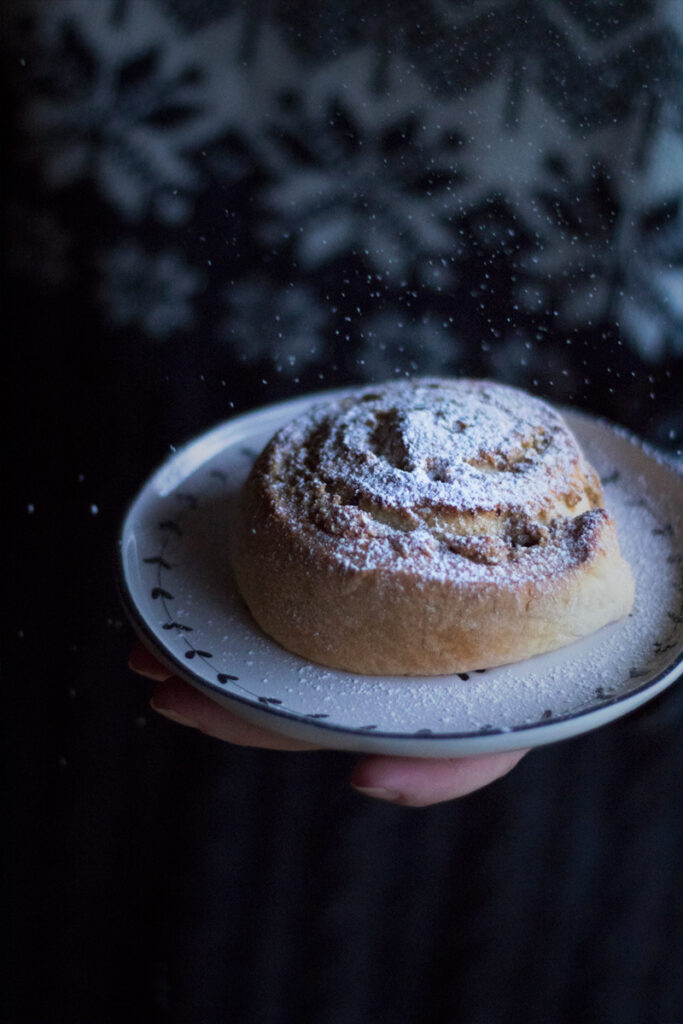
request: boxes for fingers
[129,644,529,803]
[128,642,174,681]
[150,676,321,751]
[350,749,529,807]
[129,642,319,749]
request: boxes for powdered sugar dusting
[243,446,679,731]
[126,395,683,753]
[272,378,583,508]
[256,379,610,588]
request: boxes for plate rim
[116,386,683,753]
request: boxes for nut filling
[231,378,635,675]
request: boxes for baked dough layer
[231,379,635,675]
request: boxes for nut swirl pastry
[231,379,635,675]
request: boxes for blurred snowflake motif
[615,118,683,360]
[619,262,683,361]
[258,50,465,283]
[356,310,460,381]
[219,277,329,374]
[437,75,582,221]
[13,0,241,222]
[8,0,679,370]
[256,0,679,136]
[522,112,683,359]
[418,0,673,125]
[524,156,621,292]
[99,240,204,338]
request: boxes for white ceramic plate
[118,389,683,757]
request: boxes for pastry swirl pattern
[232,379,635,675]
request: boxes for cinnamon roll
[231,379,634,675]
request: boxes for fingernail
[352,785,403,803]
[150,698,197,729]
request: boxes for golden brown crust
[231,379,635,675]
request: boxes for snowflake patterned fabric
[5,0,682,446]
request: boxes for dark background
[4,2,682,1022]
